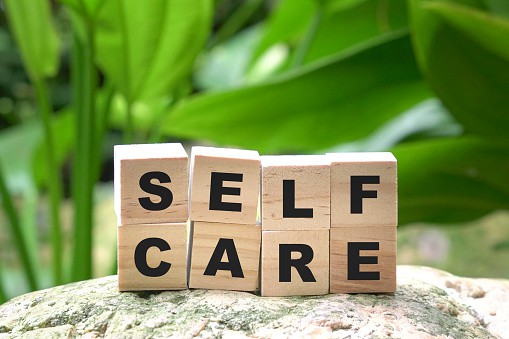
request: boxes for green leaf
[94,0,213,102]
[329,98,462,152]
[394,137,509,224]
[251,0,315,64]
[59,0,105,17]
[33,110,75,188]
[424,1,509,62]
[304,0,409,64]
[409,0,509,140]
[163,32,431,153]
[3,0,60,80]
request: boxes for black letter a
[204,238,244,278]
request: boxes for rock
[0,266,507,338]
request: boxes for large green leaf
[304,0,409,64]
[3,0,60,80]
[163,32,431,153]
[394,137,509,224]
[409,0,509,140]
[94,0,213,102]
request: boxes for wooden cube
[189,147,260,225]
[330,226,396,293]
[118,223,188,291]
[114,143,188,226]
[261,156,330,231]
[328,152,397,227]
[260,230,329,296]
[189,221,261,292]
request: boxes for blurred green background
[1,0,508,302]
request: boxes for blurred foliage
[0,0,508,301]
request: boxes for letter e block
[118,223,187,291]
[328,152,397,227]
[330,226,396,293]
[261,155,330,231]
[114,143,188,225]
[189,221,261,291]
[189,147,260,224]
[261,230,329,296]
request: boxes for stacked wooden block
[115,143,189,291]
[114,143,397,295]
[187,147,261,292]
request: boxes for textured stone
[0,266,507,338]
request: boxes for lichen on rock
[0,266,507,338]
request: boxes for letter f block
[327,152,397,293]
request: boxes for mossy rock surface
[0,266,508,338]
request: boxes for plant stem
[70,23,97,282]
[93,85,114,182]
[290,4,325,69]
[209,0,264,48]
[33,77,63,286]
[0,162,38,291]
[0,272,6,303]
[124,100,134,144]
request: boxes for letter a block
[330,226,396,293]
[261,155,330,231]
[261,230,329,296]
[189,221,261,291]
[114,143,189,226]
[328,152,397,227]
[189,147,260,225]
[117,223,187,291]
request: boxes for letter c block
[117,223,187,291]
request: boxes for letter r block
[189,147,260,224]
[327,152,397,227]
[260,230,329,296]
[114,143,189,226]
[117,223,187,291]
[189,221,261,291]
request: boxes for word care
[114,143,397,296]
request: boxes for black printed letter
[138,171,173,211]
[279,244,316,282]
[134,237,171,277]
[209,172,243,212]
[350,176,379,214]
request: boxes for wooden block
[328,152,397,227]
[261,155,330,231]
[189,221,261,292]
[330,226,396,293]
[260,230,329,296]
[189,147,260,225]
[114,143,188,226]
[118,223,188,291]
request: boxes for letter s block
[114,143,188,226]
[189,147,260,225]
[117,223,187,291]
